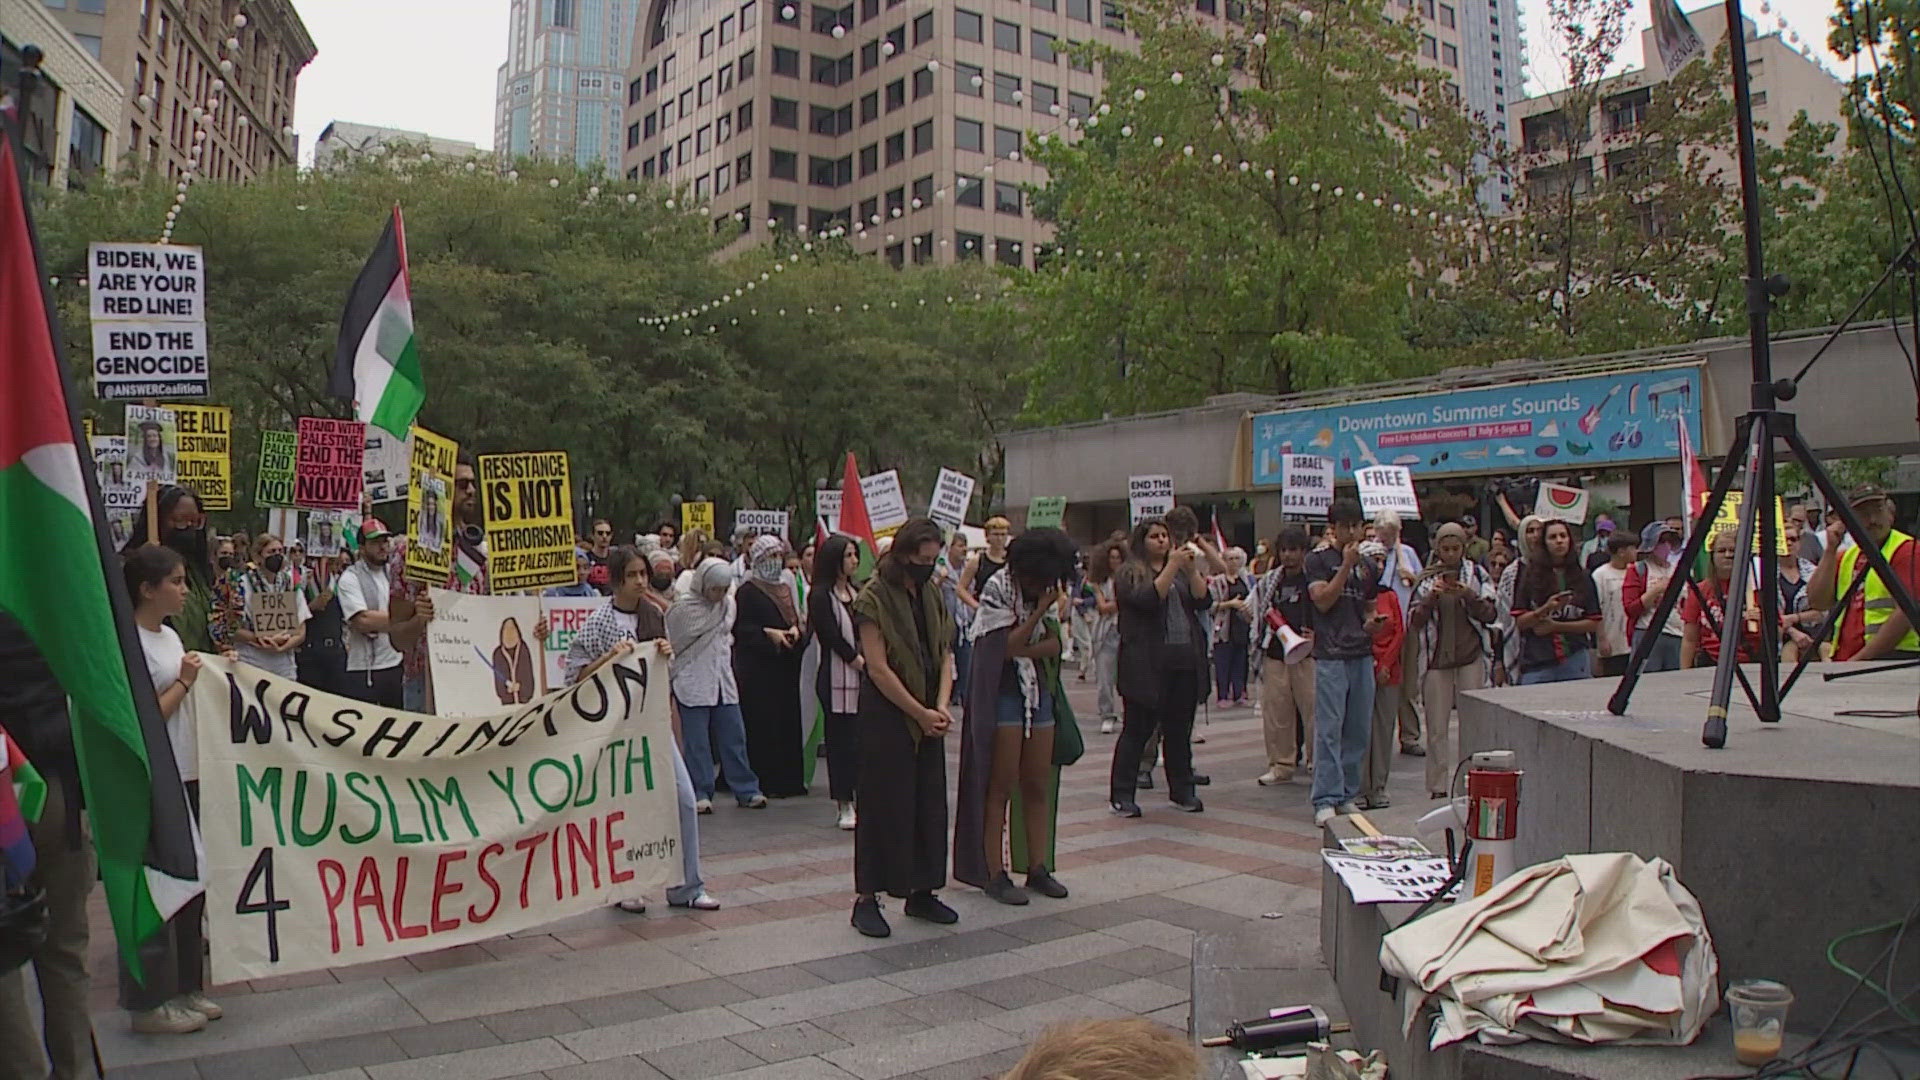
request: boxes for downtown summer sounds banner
[188,647,679,982]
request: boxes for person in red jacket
[1359,541,1405,810]
[1681,530,1762,668]
[1622,522,1686,671]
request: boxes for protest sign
[1281,454,1334,518]
[928,468,976,531]
[734,508,790,540]
[364,427,411,504]
[1355,466,1420,520]
[1027,497,1067,530]
[1710,492,1790,556]
[1534,482,1591,525]
[1128,474,1174,525]
[540,596,605,694]
[815,489,841,536]
[91,435,139,547]
[295,418,367,510]
[1321,851,1461,905]
[88,242,204,322]
[171,404,231,511]
[406,426,458,586]
[680,501,715,538]
[190,649,679,982]
[123,405,178,484]
[256,430,298,507]
[90,322,209,401]
[305,510,347,557]
[425,588,545,717]
[247,589,303,637]
[861,470,909,537]
[479,451,577,593]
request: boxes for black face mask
[165,526,206,560]
[218,555,236,570]
[263,553,285,574]
[650,572,676,592]
[905,562,936,587]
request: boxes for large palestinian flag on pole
[0,114,199,977]
[329,206,424,437]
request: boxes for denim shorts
[994,684,1056,729]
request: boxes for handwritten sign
[171,403,231,511]
[1027,496,1067,530]
[247,589,302,636]
[256,431,298,507]
[479,451,577,593]
[1355,466,1420,520]
[928,467,976,531]
[1321,851,1461,905]
[406,426,458,586]
[1128,474,1174,525]
[815,489,841,536]
[1281,454,1334,518]
[860,470,909,537]
[295,418,366,510]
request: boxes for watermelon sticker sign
[1534,482,1590,524]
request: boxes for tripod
[1605,0,1920,745]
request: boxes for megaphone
[1265,607,1312,664]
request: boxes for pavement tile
[725,1020,851,1062]
[185,1045,311,1080]
[247,969,340,993]
[798,951,899,983]
[727,976,912,1027]
[564,990,674,1027]
[992,916,1083,945]
[867,928,1023,972]
[1051,903,1136,931]
[653,976,758,1011]
[1098,945,1189,977]
[406,944,494,972]
[1088,976,1189,1013]
[974,995,1130,1040]
[541,1056,670,1079]
[910,1046,1029,1080]
[875,950,1039,996]
[819,1019,1021,1080]
[478,1004,592,1041]
[641,1035,767,1079]
[808,1004,929,1044]
[88,1063,199,1080]
[481,935,570,960]
[1100,918,1198,954]
[1146,1003,1191,1031]
[1032,959,1127,993]
[294,1032,412,1073]
[558,1005,761,1062]
[707,1060,860,1080]
[725,962,830,997]
[389,1018,501,1057]
[889,988,1006,1027]
[960,976,1060,1012]
[364,1036,582,1080]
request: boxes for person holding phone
[1306,499,1384,827]
[1511,520,1602,684]
[1409,524,1499,798]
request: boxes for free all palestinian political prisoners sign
[189,648,679,982]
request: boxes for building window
[772,97,800,127]
[737,151,753,181]
[1035,0,1056,12]
[886,131,906,163]
[695,174,710,202]
[913,11,934,43]
[1067,0,1090,21]
[994,126,1022,158]
[863,0,879,19]
[1752,90,1768,106]
[886,243,905,268]
[647,66,659,93]
[995,180,1022,215]
[995,18,1022,51]
[887,78,906,110]
[813,53,854,85]
[774,46,801,76]
[860,142,879,174]
[643,159,657,178]
[861,91,880,122]
[659,149,672,174]
[680,89,694,117]
[1101,1,1124,30]
[740,50,756,79]
[553,0,576,26]
[718,114,733,141]
[770,203,797,230]
[699,76,714,104]
[886,25,905,54]
[1197,0,1216,13]
[886,187,905,217]
[716,163,733,192]
[913,67,934,98]
[1032,82,1058,116]
[1032,31,1058,62]
[1442,43,1458,67]
[957,231,984,259]
[957,61,984,97]
[956,8,984,41]
[644,112,658,138]
[772,149,799,179]
[629,76,646,105]
[679,136,693,165]
[863,40,882,70]
[1068,91,1093,119]
[721,14,737,42]
[1421,35,1437,59]
[627,122,642,148]
[861,196,880,223]
[68,107,107,185]
[813,3,854,34]
[913,233,933,263]
[1439,3,1455,26]
[810,155,839,185]
[913,119,933,153]
[996,238,1022,267]
[720,63,735,91]
[956,117,984,152]
[994,72,1021,104]
[739,100,755,130]
[1069,42,1092,72]
[698,124,712,153]
[957,173,984,206]
[812,104,838,134]
[700,29,716,57]
[913,175,933,206]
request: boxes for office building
[495,0,643,169]
[1,0,123,187]
[36,0,313,183]
[1512,4,1842,204]
[313,120,483,169]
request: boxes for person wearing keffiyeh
[734,535,810,798]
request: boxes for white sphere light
[1100,103,1113,115]
[227,36,240,50]
[233,12,248,26]
[508,169,520,180]
[1253,31,1268,44]
[629,192,640,203]
[177,181,189,192]
[1152,135,1164,147]
[1183,144,1194,156]
[1264,168,1276,180]
[237,115,249,128]
[832,24,846,36]
[1170,71,1185,84]
[1310,181,1320,191]
[1211,53,1225,66]
[911,197,922,208]
[1131,88,1145,101]
[882,40,895,54]
[192,105,205,120]
[211,78,225,92]
[1048,103,1061,116]
[781,4,795,16]
[588,185,600,196]
[1037,132,1050,143]
[926,59,940,71]
[282,125,295,137]
[1239,161,1250,171]
[1212,152,1223,164]
[1333,186,1343,196]
[549,177,560,187]
[971,74,984,87]
[138,93,154,110]
[1120,124,1133,136]
[1011,89,1024,102]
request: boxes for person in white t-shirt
[1590,530,1640,678]
[123,545,221,1034]
[335,517,431,709]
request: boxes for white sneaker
[1313,806,1337,827]
[130,1001,206,1035]
[695,798,713,815]
[176,992,221,1021]
[1337,801,1362,816]
[1100,719,1115,734]
[836,803,857,830]
[616,898,648,914]
[1257,767,1292,786]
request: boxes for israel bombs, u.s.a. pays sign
[188,648,680,982]
[480,451,577,593]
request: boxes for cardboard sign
[1534,481,1590,525]
[929,467,976,531]
[1355,466,1420,520]
[256,431,298,508]
[171,403,231,511]
[246,589,302,636]
[91,321,209,401]
[123,404,178,484]
[815,489,841,536]
[425,588,545,717]
[734,508,790,539]
[1281,454,1334,518]
[294,418,366,510]
[364,427,411,504]
[1027,496,1067,530]
[680,501,715,538]
[540,596,606,695]
[860,470,909,537]
[190,650,678,982]
[479,451,577,593]
[406,426,458,586]
[88,242,205,322]
[1128,474,1174,525]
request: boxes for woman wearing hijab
[849,519,958,938]
[1495,514,1545,680]
[668,558,767,812]
[810,535,864,830]
[734,535,810,798]
[492,617,537,704]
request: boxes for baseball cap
[1639,521,1679,549]
[360,517,393,541]
[1847,484,1890,507]
[1358,540,1388,559]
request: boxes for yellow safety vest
[1840,528,1920,655]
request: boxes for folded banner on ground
[189,648,679,982]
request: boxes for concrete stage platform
[1457,662,1919,1033]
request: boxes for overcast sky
[288,0,1849,157]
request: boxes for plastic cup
[1726,979,1793,1066]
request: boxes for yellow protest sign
[1709,492,1789,556]
[170,403,231,511]
[478,451,576,593]
[405,426,458,586]
[681,500,715,538]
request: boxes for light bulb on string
[1253,31,1268,44]
[1171,71,1185,84]
[1210,53,1224,66]
[1130,89,1144,101]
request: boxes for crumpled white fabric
[1379,853,1720,1050]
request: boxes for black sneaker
[851,896,891,938]
[1170,795,1205,813]
[984,872,1030,906]
[904,891,959,924]
[1026,865,1069,899]
[1110,799,1142,818]
[1192,772,1212,786]
[1137,771,1155,790]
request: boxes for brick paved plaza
[84,678,1425,1080]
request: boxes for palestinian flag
[0,117,199,976]
[330,206,424,438]
[2,731,46,888]
[839,452,878,578]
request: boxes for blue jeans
[1213,643,1249,701]
[664,745,706,905]
[952,640,973,706]
[676,698,762,803]
[1642,633,1682,673]
[1519,649,1592,685]
[1311,656,1375,810]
